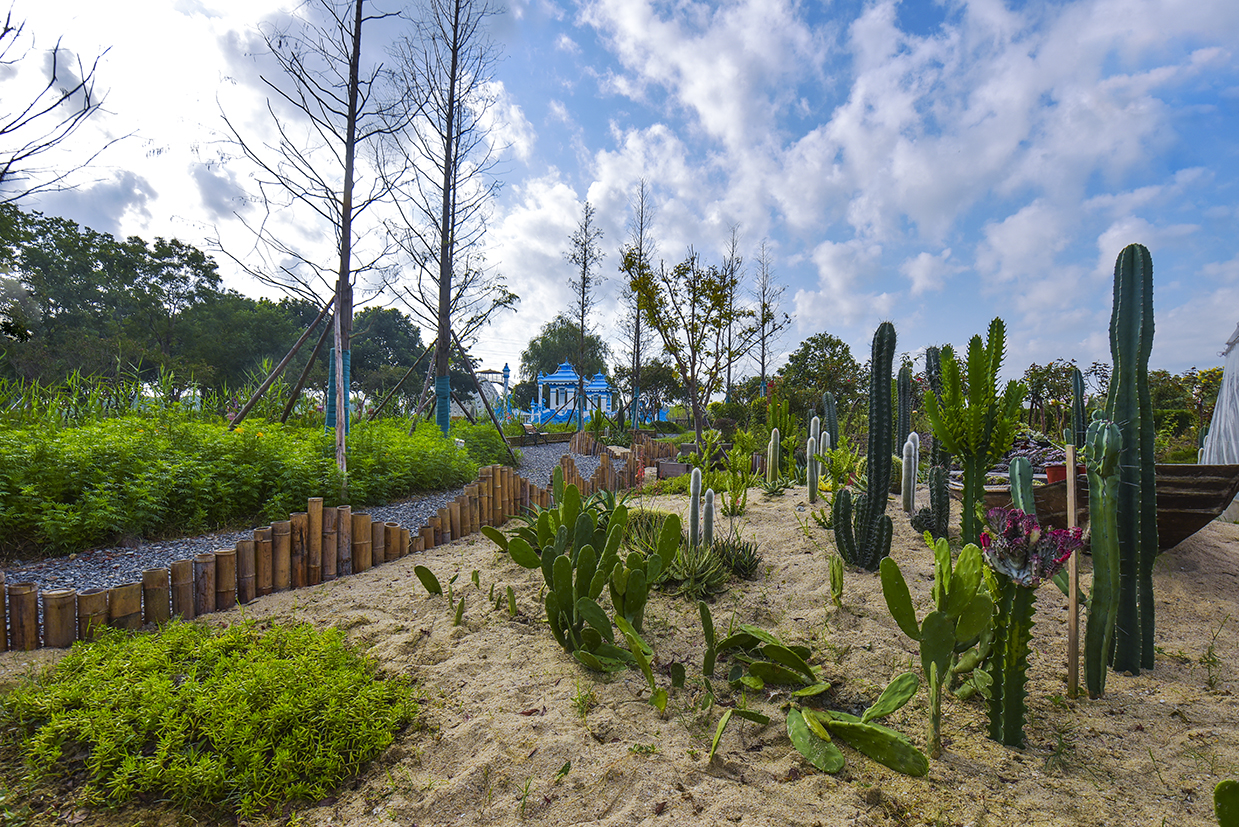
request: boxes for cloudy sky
[8,0,1239,382]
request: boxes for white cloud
[900,249,956,295]
[795,238,887,329]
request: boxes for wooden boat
[949,464,1239,550]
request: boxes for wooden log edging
[0,449,653,652]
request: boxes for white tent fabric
[1201,321,1239,521]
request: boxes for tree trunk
[435,0,463,436]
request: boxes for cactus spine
[808,436,820,504]
[689,467,702,549]
[901,433,919,514]
[897,363,913,452]
[1105,243,1157,674]
[767,427,781,483]
[836,322,895,570]
[1083,413,1122,697]
[703,489,715,548]
[1008,456,1034,516]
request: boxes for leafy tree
[612,358,683,420]
[349,306,428,407]
[519,314,610,407]
[1021,358,1076,434]
[775,332,864,421]
[176,293,307,394]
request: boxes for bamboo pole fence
[0,443,660,651]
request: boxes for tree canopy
[519,314,611,384]
[775,331,864,419]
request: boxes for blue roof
[584,373,611,392]
[539,362,581,384]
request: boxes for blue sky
[9,0,1239,383]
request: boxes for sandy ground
[3,482,1239,827]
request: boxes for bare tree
[222,0,413,475]
[617,179,655,428]
[0,7,118,203]
[388,0,509,435]
[721,224,744,402]
[565,200,604,429]
[752,238,790,398]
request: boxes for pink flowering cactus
[980,506,1083,588]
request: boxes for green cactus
[924,346,950,469]
[881,537,993,757]
[829,552,844,607]
[897,363,913,452]
[833,488,856,563]
[793,673,929,777]
[902,433,919,514]
[1008,456,1034,516]
[923,318,1026,546]
[988,574,1036,748]
[1071,366,1087,448]
[821,391,838,452]
[1083,412,1122,697]
[911,465,950,540]
[807,436,819,504]
[703,489,715,548]
[840,321,896,570]
[1216,780,1239,827]
[700,600,716,676]
[767,427,781,483]
[610,513,676,634]
[1105,243,1158,674]
[689,467,702,549]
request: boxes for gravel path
[2,443,603,594]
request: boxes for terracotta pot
[1044,464,1086,484]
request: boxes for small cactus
[1008,456,1034,516]
[808,436,820,504]
[902,433,919,514]
[689,467,702,549]
[767,427,781,483]
[703,489,715,548]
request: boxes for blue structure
[527,362,614,425]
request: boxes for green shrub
[0,620,415,818]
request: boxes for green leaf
[862,671,920,722]
[740,675,764,691]
[717,632,760,652]
[801,708,832,740]
[748,660,809,686]
[825,719,929,777]
[414,565,442,595]
[552,555,575,621]
[709,709,732,762]
[650,688,668,714]
[508,537,540,569]
[737,624,783,647]
[790,682,833,698]
[787,709,845,773]
[954,592,994,644]
[576,597,613,643]
[918,613,954,697]
[732,708,770,725]
[760,644,816,683]
[480,525,508,552]
[574,650,626,672]
[879,558,920,641]
[670,662,686,688]
[944,542,983,618]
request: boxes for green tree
[1021,358,1076,434]
[348,306,427,408]
[776,332,864,422]
[519,314,611,398]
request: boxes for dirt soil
[3,483,1239,827]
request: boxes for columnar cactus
[923,347,949,469]
[1105,244,1158,674]
[901,433,918,514]
[1008,457,1034,517]
[810,415,821,453]
[897,363,913,452]
[689,467,702,549]
[1083,413,1122,697]
[910,466,949,540]
[835,322,895,570]
[1071,366,1087,448]
[767,427,781,483]
[808,436,820,504]
[822,391,839,453]
[703,489,715,548]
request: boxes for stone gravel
[2,443,603,595]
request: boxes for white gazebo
[1202,321,1239,521]
[529,363,614,424]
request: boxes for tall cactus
[767,427,781,483]
[908,466,950,540]
[836,322,895,570]
[1083,413,1122,697]
[1008,456,1034,516]
[902,433,919,514]
[1105,244,1158,673]
[1071,367,1087,448]
[924,346,949,469]
[822,391,839,453]
[703,489,715,547]
[897,363,913,452]
[808,436,820,504]
[689,467,702,549]
[923,319,1026,546]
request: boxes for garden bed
[2,486,1238,825]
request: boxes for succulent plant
[714,533,763,579]
[902,432,919,514]
[1083,412,1122,698]
[910,466,949,540]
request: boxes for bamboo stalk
[436,508,450,544]
[480,467,492,527]
[465,484,479,534]
[42,589,76,648]
[290,512,308,588]
[398,527,410,556]
[371,518,386,565]
[336,505,352,576]
[236,539,256,604]
[215,549,237,610]
[412,533,423,553]
[385,522,400,560]
[109,582,143,630]
[352,513,372,572]
[255,527,273,596]
[421,525,435,550]
[193,554,216,617]
[429,514,443,545]
[272,520,292,592]
[449,500,462,539]
[8,582,36,649]
[77,587,109,641]
[170,560,194,619]
[143,568,171,625]
[0,571,6,652]
[307,497,323,585]
[322,507,338,580]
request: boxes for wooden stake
[143,568,171,625]
[322,505,338,581]
[193,554,216,617]
[352,513,372,572]
[236,539,256,604]
[255,527,273,596]
[307,497,324,585]
[1066,443,1081,699]
[272,520,292,592]
[42,589,76,648]
[421,524,436,551]
[232,295,334,429]
[77,587,109,641]
[372,518,386,565]
[8,582,36,649]
[449,500,462,539]
[336,505,352,576]
[171,560,194,619]
[480,467,492,527]
[290,512,308,588]
[411,532,423,554]
[385,522,400,559]
[465,484,479,534]
[398,527,410,556]
[0,571,7,652]
[109,582,142,630]
[215,549,237,610]
[436,508,450,544]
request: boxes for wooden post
[171,560,194,619]
[1066,443,1080,699]
[421,524,436,551]
[398,527,410,556]
[290,512,308,588]
[352,513,372,572]
[255,527,273,596]
[480,467,492,527]
[272,520,291,592]
[215,549,237,610]
[371,519,386,565]
[8,582,36,649]
[322,504,339,581]
[193,554,216,617]
[143,568,171,625]
[436,508,450,544]
[0,570,7,652]
[109,582,142,630]
[385,522,400,559]
[449,500,462,539]
[411,532,423,553]
[42,589,77,648]
[77,587,109,641]
[307,497,324,586]
[465,484,479,534]
[492,465,503,525]
[236,539,256,604]
[336,505,352,577]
